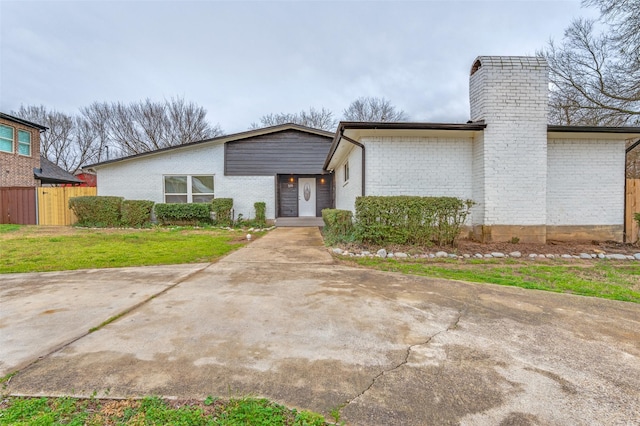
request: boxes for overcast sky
[1,0,599,133]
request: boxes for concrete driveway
[2,227,639,425]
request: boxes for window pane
[0,125,13,140]
[18,143,30,156]
[193,194,214,203]
[192,175,214,193]
[165,195,188,203]
[18,130,31,143]
[0,140,11,153]
[164,176,187,193]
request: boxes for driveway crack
[343,305,467,409]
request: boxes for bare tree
[12,105,95,174]
[539,0,640,126]
[99,98,224,156]
[539,0,640,176]
[541,19,639,126]
[250,107,337,131]
[585,0,640,68]
[343,97,409,122]
[79,102,112,161]
[14,97,223,171]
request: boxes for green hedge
[154,203,212,225]
[121,200,155,227]
[322,209,353,234]
[211,198,233,226]
[354,196,474,246]
[254,202,266,226]
[322,209,354,244]
[69,196,123,227]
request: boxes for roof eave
[323,121,486,170]
[0,112,49,131]
[85,123,334,169]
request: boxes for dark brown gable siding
[225,130,332,176]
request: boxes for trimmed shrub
[121,200,155,227]
[322,209,353,234]
[211,198,233,226]
[322,209,354,244]
[254,202,266,226]
[154,203,211,225]
[69,196,123,227]
[354,196,474,246]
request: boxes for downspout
[624,138,640,242]
[339,131,366,196]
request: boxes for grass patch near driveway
[0,226,251,273]
[0,395,326,425]
[343,257,640,303]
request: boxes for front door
[298,178,316,217]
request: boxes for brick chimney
[469,56,549,243]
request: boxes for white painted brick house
[90,55,640,242]
[325,56,640,243]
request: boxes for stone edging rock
[330,247,640,261]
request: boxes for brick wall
[471,131,485,225]
[334,144,362,211]
[547,138,625,225]
[469,56,549,226]
[96,142,276,220]
[364,136,474,199]
[0,117,40,187]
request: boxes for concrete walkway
[2,228,640,425]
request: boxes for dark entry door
[278,176,298,217]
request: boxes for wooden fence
[627,179,640,243]
[37,186,97,226]
[0,187,37,224]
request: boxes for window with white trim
[18,130,31,156]
[164,175,214,203]
[0,124,14,153]
[343,161,350,183]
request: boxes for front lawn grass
[344,257,640,303]
[0,395,326,425]
[0,226,250,273]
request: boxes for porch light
[289,176,294,183]
[320,178,325,184]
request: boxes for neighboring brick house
[1,112,83,224]
[0,113,45,187]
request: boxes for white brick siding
[547,139,625,226]
[96,142,276,220]
[219,176,275,220]
[334,145,362,212]
[471,132,485,225]
[469,56,549,225]
[364,136,473,199]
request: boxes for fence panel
[626,179,640,243]
[37,187,97,225]
[0,187,36,224]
